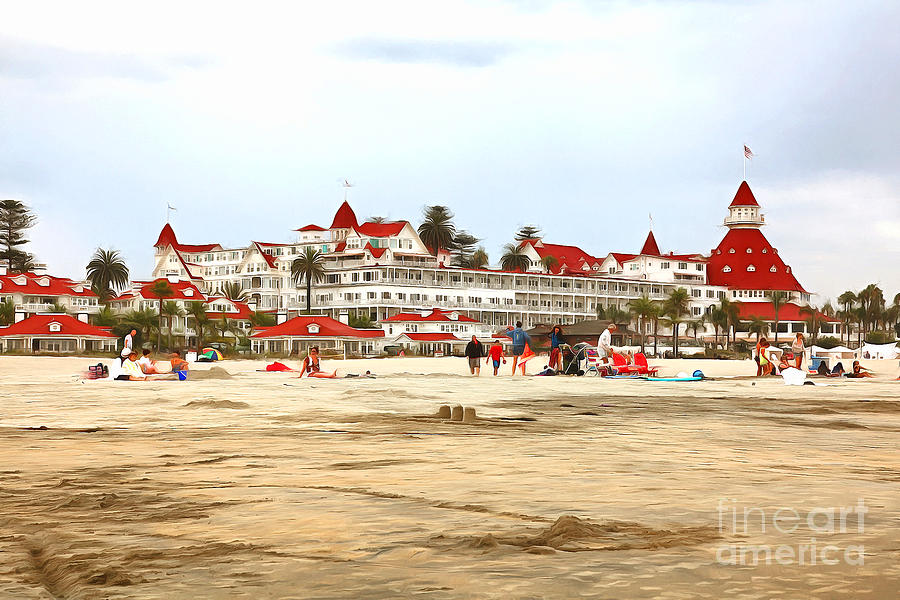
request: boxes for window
[746,248,752,254]
[770,266,777,272]
[747,265,756,272]
[678,262,687,270]
[729,248,735,254]
[762,248,768,254]
[660,262,670,269]
[723,266,732,273]
[693,307,702,316]
[696,264,703,271]
[630,263,640,271]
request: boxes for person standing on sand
[121,329,136,364]
[504,321,532,376]
[485,340,506,376]
[791,333,805,369]
[597,324,616,364]
[464,335,484,376]
[548,325,565,372]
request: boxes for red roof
[609,253,638,265]
[334,241,347,252]
[737,302,838,323]
[330,201,358,229]
[707,228,806,292]
[355,221,408,237]
[522,241,601,274]
[729,181,759,207]
[640,231,661,255]
[0,273,97,297]
[402,333,462,342]
[130,279,208,301]
[296,224,326,232]
[205,297,253,320]
[365,243,387,259]
[382,308,479,323]
[253,243,278,268]
[153,223,219,253]
[251,316,384,339]
[0,314,115,338]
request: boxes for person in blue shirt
[548,324,565,373]
[504,321,533,375]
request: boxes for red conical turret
[729,181,759,207]
[330,201,358,230]
[640,230,661,255]
[154,223,178,247]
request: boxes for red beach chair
[611,353,641,374]
[631,352,659,376]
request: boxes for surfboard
[641,376,703,382]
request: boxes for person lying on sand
[299,346,337,379]
[846,360,874,378]
[116,351,148,381]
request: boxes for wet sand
[0,356,898,599]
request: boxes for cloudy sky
[1,0,898,302]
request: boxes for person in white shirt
[120,330,136,363]
[116,352,147,381]
[136,349,158,374]
[597,323,617,362]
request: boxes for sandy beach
[0,355,898,599]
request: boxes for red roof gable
[0,314,115,337]
[640,231,661,255]
[707,228,806,292]
[356,221,408,237]
[296,224,326,232]
[153,223,219,253]
[365,243,387,259]
[610,253,638,265]
[330,201,358,229]
[382,309,479,323]
[131,279,208,301]
[251,316,384,339]
[729,181,759,207]
[737,302,838,323]
[253,243,278,268]
[0,273,97,297]
[204,297,253,320]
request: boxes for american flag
[744,145,754,159]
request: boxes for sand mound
[183,400,249,409]
[441,515,719,554]
[186,367,233,380]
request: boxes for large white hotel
[150,180,828,340]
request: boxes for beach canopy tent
[0,314,116,353]
[859,343,898,360]
[809,345,855,358]
[199,347,223,361]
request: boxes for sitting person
[137,348,158,374]
[299,346,336,378]
[846,360,874,378]
[116,351,148,381]
[170,350,189,372]
[827,361,846,377]
[758,341,774,376]
[777,353,794,372]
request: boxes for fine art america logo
[716,499,866,566]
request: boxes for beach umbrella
[200,347,223,361]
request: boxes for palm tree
[837,290,856,345]
[719,297,741,350]
[417,205,456,255]
[366,216,386,223]
[122,308,158,346]
[49,301,68,314]
[85,248,130,303]
[663,288,690,356]
[469,247,489,270]
[92,305,119,328]
[0,298,15,326]
[709,306,727,350]
[249,310,275,327]
[768,291,788,344]
[291,247,326,313]
[687,315,706,346]
[149,280,175,350]
[628,294,656,353]
[799,305,824,345]
[185,301,209,350]
[162,300,185,350]
[500,243,530,272]
[540,255,559,274]
[746,316,769,341]
[220,282,247,303]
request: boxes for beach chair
[611,353,640,374]
[583,348,612,376]
[630,352,659,376]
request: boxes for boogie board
[641,376,703,382]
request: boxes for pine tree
[0,200,38,272]
[514,225,542,241]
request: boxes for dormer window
[723,266,732,273]
[746,248,752,254]
[729,248,735,254]
[770,266,777,272]
[747,265,756,272]
[762,248,768,254]
[307,323,320,334]
[37,277,50,286]
[49,322,61,332]
[786,267,791,273]
[184,289,193,297]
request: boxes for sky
[1,0,898,303]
